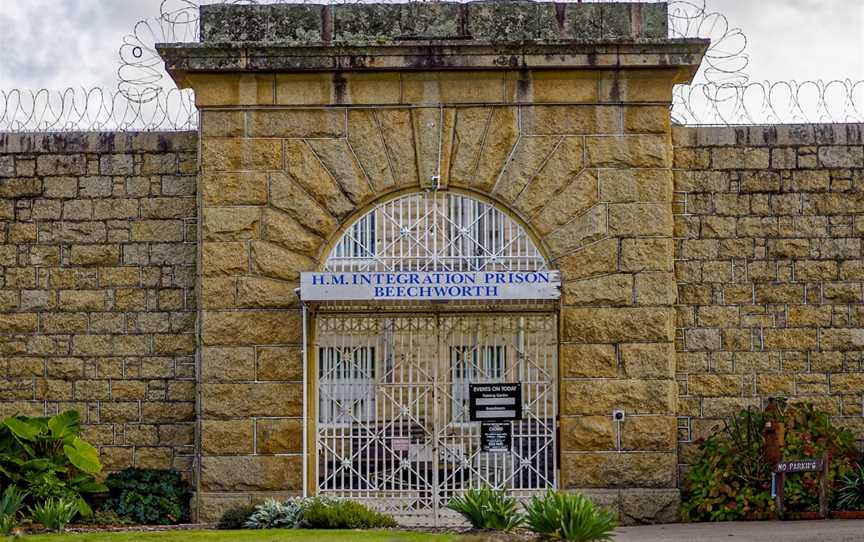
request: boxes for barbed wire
[1,0,862,132]
[673,80,864,126]
[0,88,197,132]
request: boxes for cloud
[0,0,861,121]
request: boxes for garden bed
[23,527,538,541]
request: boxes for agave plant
[448,486,523,531]
[29,497,79,532]
[523,491,616,542]
[0,486,26,518]
[837,463,864,511]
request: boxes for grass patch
[27,528,464,542]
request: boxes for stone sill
[158,39,709,85]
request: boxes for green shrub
[523,491,616,542]
[837,463,864,511]
[243,499,302,529]
[105,468,190,525]
[29,497,78,532]
[0,487,26,518]
[300,498,396,529]
[447,486,523,531]
[0,410,105,517]
[0,514,14,536]
[680,402,857,521]
[216,505,257,530]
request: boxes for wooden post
[819,457,829,519]
[775,458,828,520]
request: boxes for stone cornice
[158,39,709,88]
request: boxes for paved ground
[616,520,864,541]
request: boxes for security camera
[612,409,625,421]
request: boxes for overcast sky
[0,1,862,108]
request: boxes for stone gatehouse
[1,1,863,526]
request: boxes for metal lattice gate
[314,312,557,526]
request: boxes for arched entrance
[304,190,559,525]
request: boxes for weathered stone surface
[237,277,299,308]
[261,208,324,257]
[533,170,599,236]
[308,138,375,205]
[248,109,345,138]
[257,347,303,381]
[555,238,618,281]
[202,310,302,346]
[347,110,395,192]
[560,416,615,451]
[561,343,618,378]
[521,105,620,135]
[269,172,339,237]
[561,452,676,488]
[563,307,675,343]
[256,418,302,453]
[284,140,354,219]
[621,239,674,272]
[202,172,268,205]
[250,241,317,282]
[402,72,506,105]
[448,108,492,188]
[375,109,419,187]
[201,455,302,492]
[620,490,680,524]
[493,136,561,203]
[609,203,673,237]
[201,420,254,454]
[564,274,633,306]
[202,242,248,276]
[561,380,676,416]
[203,207,261,240]
[620,343,674,378]
[600,169,672,203]
[202,347,255,381]
[202,382,302,417]
[471,107,519,192]
[586,135,671,168]
[621,416,676,451]
[514,137,584,217]
[412,107,455,188]
[202,138,282,171]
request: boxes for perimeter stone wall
[3,121,863,525]
[0,132,198,482]
[672,124,864,480]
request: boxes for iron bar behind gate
[313,311,558,526]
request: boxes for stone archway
[168,0,703,518]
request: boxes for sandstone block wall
[673,124,864,479]
[0,132,198,480]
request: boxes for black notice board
[480,422,512,453]
[469,383,522,422]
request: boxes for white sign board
[300,271,560,301]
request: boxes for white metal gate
[314,312,557,525]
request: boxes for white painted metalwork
[324,191,548,273]
[314,313,558,526]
